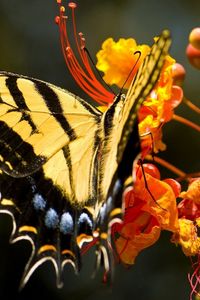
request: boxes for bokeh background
[0,0,200,299]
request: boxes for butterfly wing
[99,30,171,225]
[0,72,102,287]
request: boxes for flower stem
[183,96,200,114]
[146,155,186,178]
[173,114,200,133]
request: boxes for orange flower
[134,167,179,231]
[138,56,183,156]
[138,115,166,157]
[112,164,179,265]
[180,178,200,206]
[96,38,150,89]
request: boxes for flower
[140,56,182,123]
[186,44,200,70]
[180,178,200,206]
[172,63,186,86]
[187,28,200,70]
[96,38,150,89]
[112,187,161,265]
[172,218,200,256]
[189,28,200,51]
[171,178,200,299]
[112,164,179,265]
[96,35,183,157]
[172,178,200,255]
[172,215,200,299]
[138,55,183,156]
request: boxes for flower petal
[96,38,150,89]
[172,218,200,256]
[114,220,161,265]
[180,178,200,205]
[134,173,179,232]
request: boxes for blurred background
[0,0,200,299]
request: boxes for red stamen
[55,16,60,25]
[188,255,200,300]
[68,2,77,9]
[56,1,115,105]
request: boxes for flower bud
[172,63,186,86]
[186,43,200,69]
[189,27,200,50]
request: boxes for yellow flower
[96,37,150,89]
[172,218,200,256]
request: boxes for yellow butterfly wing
[0,72,102,287]
[0,72,102,204]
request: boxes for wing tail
[0,169,94,288]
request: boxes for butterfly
[0,29,171,288]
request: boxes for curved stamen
[83,47,115,95]
[120,50,142,92]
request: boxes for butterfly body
[0,30,171,287]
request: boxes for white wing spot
[78,212,93,229]
[32,193,46,211]
[45,208,59,229]
[60,212,74,234]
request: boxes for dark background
[0,0,200,299]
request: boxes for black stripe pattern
[33,80,77,141]
[5,76,37,133]
[0,120,45,177]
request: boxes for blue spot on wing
[32,193,46,211]
[45,208,59,229]
[60,212,74,234]
[78,213,93,229]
